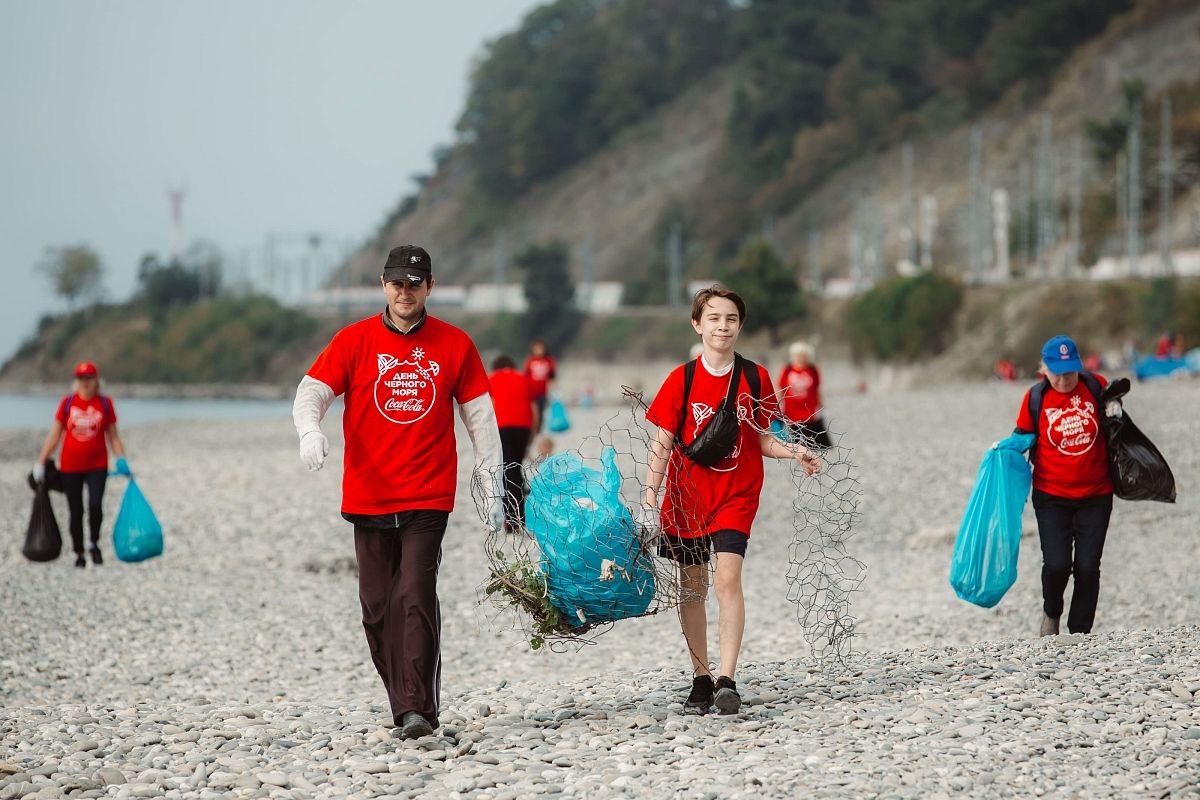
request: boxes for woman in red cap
[33,361,129,568]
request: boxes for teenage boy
[640,285,822,715]
[292,244,503,740]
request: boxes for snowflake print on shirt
[375,348,441,424]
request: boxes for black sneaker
[683,674,714,715]
[396,711,433,740]
[714,676,741,715]
[74,554,86,569]
[89,547,103,566]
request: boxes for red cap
[74,361,99,378]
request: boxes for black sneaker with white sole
[683,674,714,715]
[714,676,741,715]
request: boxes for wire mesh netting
[472,380,864,665]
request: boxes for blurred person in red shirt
[32,361,129,568]
[523,339,557,432]
[489,354,537,531]
[776,342,832,449]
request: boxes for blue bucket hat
[1041,334,1082,374]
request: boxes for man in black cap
[293,244,504,740]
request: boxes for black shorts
[657,529,749,566]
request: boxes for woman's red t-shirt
[1016,375,1113,499]
[523,355,556,399]
[777,364,822,422]
[647,358,777,539]
[57,394,116,473]
[489,368,534,429]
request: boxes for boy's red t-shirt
[306,315,491,515]
[489,367,534,429]
[646,357,777,539]
[523,355,556,399]
[57,394,116,473]
[777,364,822,422]
[1016,374,1113,499]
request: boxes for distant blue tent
[524,448,654,627]
[949,433,1034,608]
[1134,355,1190,381]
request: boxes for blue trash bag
[547,397,571,433]
[768,419,790,442]
[524,447,655,627]
[949,432,1035,608]
[113,477,164,563]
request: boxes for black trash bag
[23,482,63,562]
[1100,378,1176,503]
[26,459,64,493]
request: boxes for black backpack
[674,354,762,468]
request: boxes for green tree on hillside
[517,240,583,353]
[720,238,805,345]
[37,245,104,310]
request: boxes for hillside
[340,0,1200,289]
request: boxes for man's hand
[793,447,822,476]
[635,505,661,546]
[299,431,329,471]
[114,457,131,477]
[31,462,44,483]
[1104,400,1123,419]
[486,500,507,534]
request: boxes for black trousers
[788,417,832,449]
[1032,490,1114,634]
[354,511,449,728]
[498,426,530,530]
[61,469,107,555]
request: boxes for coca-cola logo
[1045,394,1098,456]
[374,349,440,424]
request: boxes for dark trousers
[61,469,107,555]
[1032,490,1113,634]
[788,417,832,449]
[498,427,530,530]
[533,395,548,433]
[354,511,449,728]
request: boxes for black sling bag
[674,354,760,468]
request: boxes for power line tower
[167,187,186,264]
[967,126,983,280]
[493,231,507,312]
[1126,95,1143,277]
[901,141,916,267]
[1067,137,1082,275]
[1035,114,1054,276]
[1159,95,1174,275]
[666,220,683,308]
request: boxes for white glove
[1104,400,1123,419]
[635,505,661,546]
[486,500,506,534]
[31,462,45,483]
[299,431,329,471]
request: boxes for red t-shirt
[1016,375,1113,499]
[777,364,822,422]
[647,358,777,539]
[57,394,116,473]
[523,355,556,399]
[489,367,534,429]
[306,315,491,515]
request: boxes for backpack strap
[741,355,761,404]
[59,395,73,423]
[1079,372,1102,406]
[99,394,114,422]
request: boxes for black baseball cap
[382,245,432,285]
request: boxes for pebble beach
[2,378,1198,798]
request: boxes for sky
[0,0,541,364]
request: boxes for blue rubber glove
[114,457,132,477]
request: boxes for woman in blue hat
[1014,335,1121,636]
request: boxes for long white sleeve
[292,375,336,440]
[457,393,503,477]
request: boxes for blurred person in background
[489,354,536,532]
[32,360,129,568]
[523,339,556,433]
[1014,334,1121,637]
[777,342,832,449]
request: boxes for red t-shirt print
[306,315,491,515]
[647,358,777,539]
[57,394,116,473]
[523,355,556,399]
[777,364,821,422]
[489,368,534,429]
[1016,375,1113,499]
